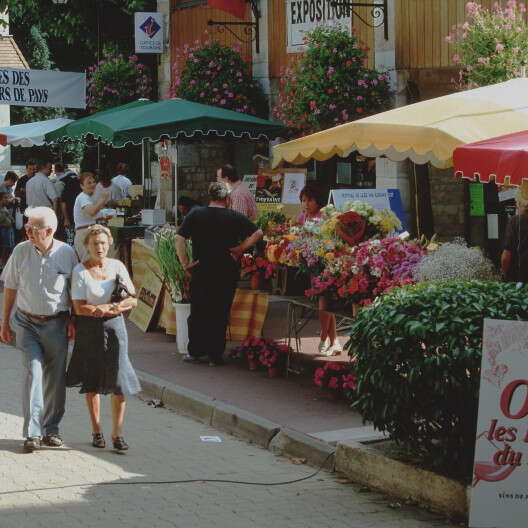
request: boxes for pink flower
[496,43,505,51]
[445,35,453,42]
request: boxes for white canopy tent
[0,118,73,147]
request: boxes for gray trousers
[14,311,69,438]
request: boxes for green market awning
[46,98,284,147]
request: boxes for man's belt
[18,309,69,321]
[76,224,95,231]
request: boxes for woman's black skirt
[66,315,141,395]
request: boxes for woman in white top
[66,225,139,452]
[73,172,110,262]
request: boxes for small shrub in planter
[347,280,528,480]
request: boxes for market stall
[45,98,284,341]
[0,117,73,147]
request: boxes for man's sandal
[92,433,106,448]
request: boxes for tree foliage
[446,1,528,89]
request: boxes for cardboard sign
[256,169,285,203]
[129,268,164,332]
[470,319,528,528]
[329,188,408,232]
[282,172,306,204]
[242,174,258,196]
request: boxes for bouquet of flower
[305,252,355,302]
[240,254,277,279]
[337,237,426,306]
[320,201,401,244]
[314,362,357,397]
[231,337,263,362]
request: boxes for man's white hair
[24,206,58,232]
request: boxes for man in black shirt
[176,182,263,366]
[502,194,528,282]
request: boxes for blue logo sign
[140,16,160,39]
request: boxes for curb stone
[138,370,467,520]
[269,428,336,470]
[335,439,470,520]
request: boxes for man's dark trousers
[187,264,238,362]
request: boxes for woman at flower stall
[297,185,342,356]
[73,172,111,263]
[66,225,140,452]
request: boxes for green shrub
[347,280,528,480]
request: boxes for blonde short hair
[24,206,57,232]
[83,224,114,247]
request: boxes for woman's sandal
[112,436,129,452]
[92,433,106,448]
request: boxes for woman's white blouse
[72,259,135,305]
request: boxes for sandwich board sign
[469,318,528,528]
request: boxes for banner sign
[135,12,164,54]
[329,188,408,232]
[0,68,86,109]
[286,0,352,53]
[470,319,528,528]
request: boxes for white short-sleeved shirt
[73,192,96,228]
[1,239,78,315]
[111,175,132,200]
[72,259,135,305]
[26,172,58,208]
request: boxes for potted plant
[240,253,277,290]
[313,362,357,400]
[154,231,192,354]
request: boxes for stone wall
[429,166,465,241]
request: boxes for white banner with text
[0,68,86,109]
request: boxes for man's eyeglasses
[24,224,48,233]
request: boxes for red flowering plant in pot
[313,362,358,400]
[231,337,264,370]
[257,339,290,378]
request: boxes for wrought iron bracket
[331,0,388,40]
[207,0,260,53]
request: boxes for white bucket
[173,302,191,354]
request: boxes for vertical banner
[470,319,528,528]
[134,12,164,54]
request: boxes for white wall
[374,1,411,227]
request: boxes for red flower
[336,211,366,245]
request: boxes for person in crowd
[0,207,77,452]
[26,160,59,213]
[216,164,257,221]
[297,184,341,356]
[94,169,120,203]
[176,195,200,225]
[58,165,81,247]
[0,191,15,267]
[111,162,132,200]
[0,171,19,203]
[175,182,263,366]
[15,159,37,212]
[66,224,139,452]
[73,172,110,262]
[501,191,528,282]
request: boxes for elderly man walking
[175,182,262,366]
[1,207,77,452]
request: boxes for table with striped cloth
[227,289,269,341]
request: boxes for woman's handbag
[111,274,134,303]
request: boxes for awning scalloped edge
[46,127,280,148]
[272,142,453,169]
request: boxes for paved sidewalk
[0,342,455,528]
[127,299,368,441]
